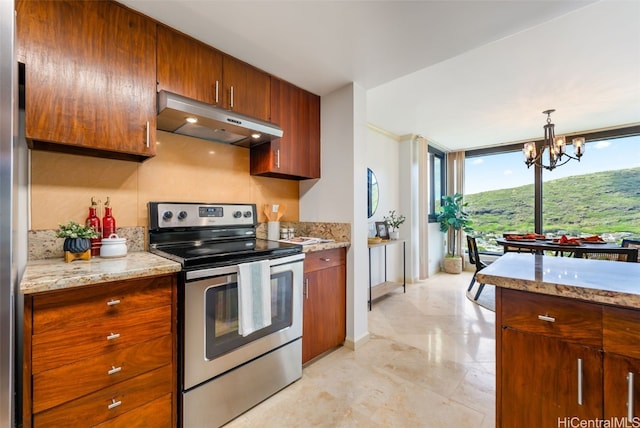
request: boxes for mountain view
[464,167,640,252]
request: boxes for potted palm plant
[437,193,473,274]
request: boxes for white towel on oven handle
[237,260,272,337]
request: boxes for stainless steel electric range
[148,202,304,428]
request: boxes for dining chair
[622,238,640,263]
[578,246,638,263]
[466,235,491,300]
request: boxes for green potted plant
[437,193,473,273]
[56,221,100,256]
[384,210,406,240]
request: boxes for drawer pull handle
[107,332,120,341]
[108,365,122,375]
[107,299,120,306]
[108,398,122,410]
[537,314,556,323]
[321,258,331,262]
[577,358,583,405]
[305,278,309,300]
[628,372,635,420]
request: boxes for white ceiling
[120,0,640,151]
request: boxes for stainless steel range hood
[157,90,283,148]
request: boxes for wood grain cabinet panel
[501,288,602,346]
[16,0,157,161]
[222,55,271,121]
[497,288,640,427]
[157,26,270,119]
[156,24,223,106]
[23,274,177,428]
[302,248,346,364]
[33,365,173,428]
[251,77,321,179]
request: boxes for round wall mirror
[367,168,379,218]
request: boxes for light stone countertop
[477,252,640,309]
[20,252,182,295]
[301,241,350,253]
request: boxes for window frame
[464,124,640,234]
[428,146,446,223]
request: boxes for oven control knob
[177,211,188,220]
[162,211,173,221]
[243,211,252,218]
[233,211,242,218]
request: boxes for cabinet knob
[321,258,331,262]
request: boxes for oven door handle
[185,253,305,282]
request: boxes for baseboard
[343,331,370,350]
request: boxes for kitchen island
[478,253,640,427]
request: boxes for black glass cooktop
[151,238,302,269]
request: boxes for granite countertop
[20,252,182,295]
[301,240,350,253]
[477,252,640,309]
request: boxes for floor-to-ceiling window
[464,128,640,253]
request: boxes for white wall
[300,82,370,349]
[365,128,405,286]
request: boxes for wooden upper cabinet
[156,25,223,106]
[250,77,320,180]
[16,0,157,161]
[222,55,270,121]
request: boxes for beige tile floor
[227,271,496,427]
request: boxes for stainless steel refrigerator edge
[0,1,16,425]
[1,1,27,426]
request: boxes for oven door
[183,253,304,390]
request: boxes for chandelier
[523,109,586,171]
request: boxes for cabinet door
[157,25,223,106]
[222,55,270,120]
[16,0,156,161]
[501,328,603,427]
[251,78,321,179]
[302,264,346,364]
[604,354,640,420]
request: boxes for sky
[465,135,640,195]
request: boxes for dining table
[495,237,638,260]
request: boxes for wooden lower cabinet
[302,248,346,364]
[498,288,640,427]
[23,274,177,427]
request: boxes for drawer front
[33,364,173,428]
[603,306,640,359]
[32,305,171,374]
[304,248,345,273]
[33,275,173,335]
[93,393,172,428]
[501,289,602,347]
[33,335,172,413]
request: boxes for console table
[368,239,406,310]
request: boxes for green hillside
[465,167,640,236]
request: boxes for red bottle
[102,197,116,239]
[85,197,101,256]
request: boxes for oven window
[204,271,293,360]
